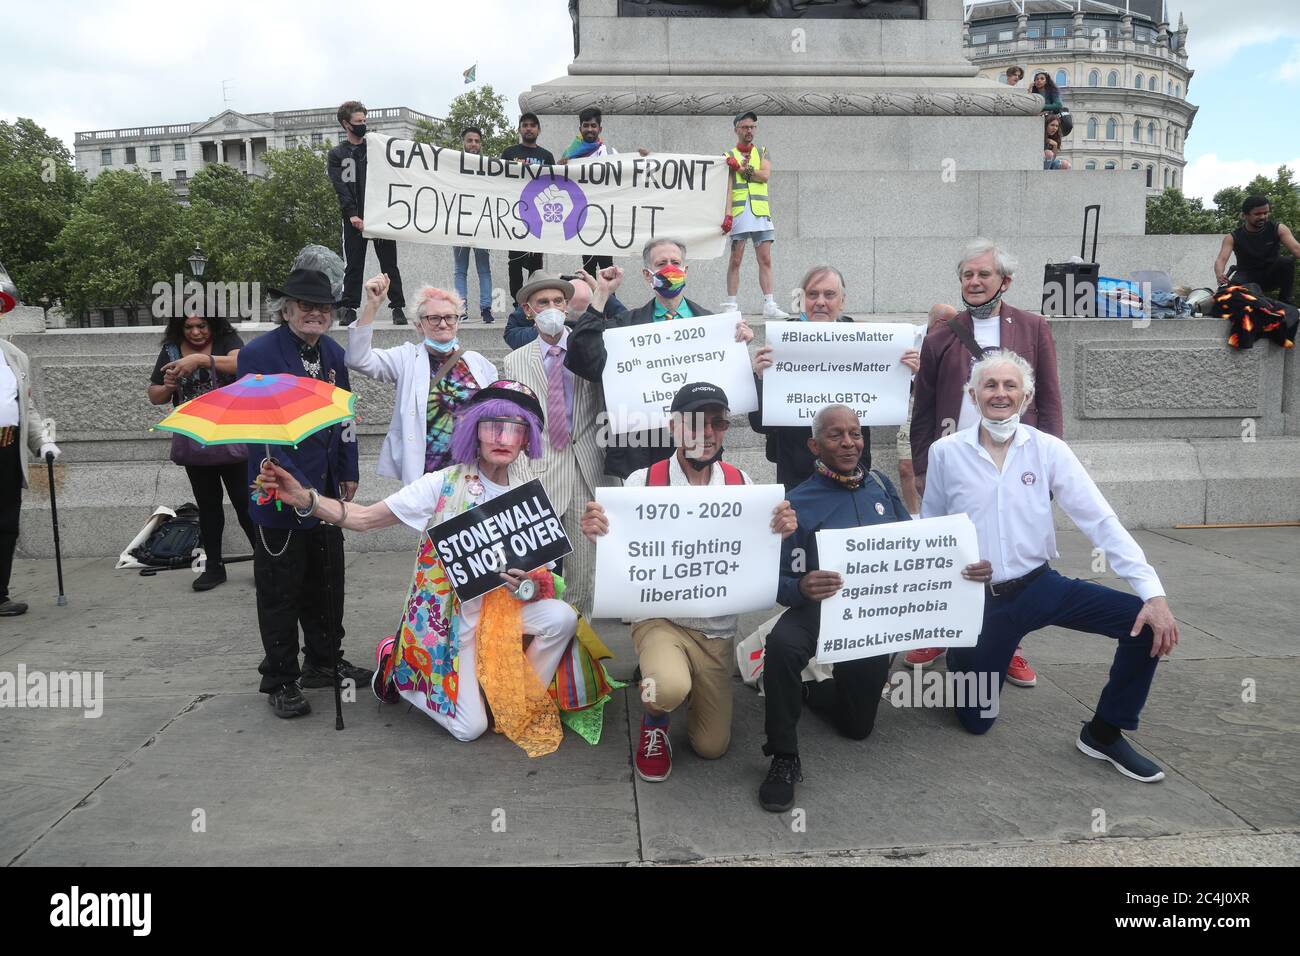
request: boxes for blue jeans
[452,246,492,310]
[947,569,1158,735]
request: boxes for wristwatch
[515,578,536,601]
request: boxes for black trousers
[582,254,613,276]
[183,462,255,567]
[763,602,894,757]
[0,441,21,604]
[253,523,347,693]
[341,219,405,309]
[508,251,544,302]
[1236,256,1295,305]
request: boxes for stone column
[218,140,226,163]
[243,137,252,172]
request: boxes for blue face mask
[425,337,458,353]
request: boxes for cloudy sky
[0,0,1292,202]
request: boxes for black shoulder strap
[947,317,988,362]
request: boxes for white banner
[601,312,758,434]
[362,135,728,258]
[591,484,785,619]
[814,514,985,664]
[761,321,920,426]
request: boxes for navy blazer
[236,324,360,529]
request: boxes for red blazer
[910,304,1063,478]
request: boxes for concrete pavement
[1,526,1296,866]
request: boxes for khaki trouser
[632,618,734,759]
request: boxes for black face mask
[350,123,368,139]
[683,448,724,472]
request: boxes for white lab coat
[346,323,497,485]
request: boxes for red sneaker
[904,646,945,667]
[1007,648,1037,687]
[635,718,672,782]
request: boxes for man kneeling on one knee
[581,382,797,782]
[758,404,990,813]
[923,349,1179,782]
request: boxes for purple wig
[450,398,545,465]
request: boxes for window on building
[1164,168,1170,186]
[1027,28,1041,39]
[311,132,323,145]
[1147,121,1155,144]
[1131,162,1141,170]
[1087,117,1099,139]
[1088,69,1100,87]
[1056,69,1069,87]
[1085,160,1098,170]
[1167,80,1172,95]
[1133,120,1142,141]
[1051,26,1067,37]
[1146,165,1153,188]
[100,148,112,165]
[1175,83,1181,98]
[1105,160,1118,170]
[125,147,136,164]
[1149,76,1158,91]
[1134,72,1144,89]
[998,30,1013,41]
[1106,118,1117,140]
[174,144,186,161]
[151,171,162,181]
[99,309,115,328]
[175,169,187,184]
[972,33,987,44]
[1107,70,1119,87]
[149,144,161,162]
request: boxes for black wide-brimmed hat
[465,379,546,426]
[268,268,338,305]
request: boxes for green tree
[1144,187,1222,235]
[0,117,88,307]
[413,84,514,155]
[50,170,191,319]
[184,163,255,286]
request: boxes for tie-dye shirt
[425,357,478,473]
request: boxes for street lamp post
[187,245,208,279]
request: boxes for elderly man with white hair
[907,238,1064,686]
[923,349,1179,783]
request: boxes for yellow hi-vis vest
[730,145,770,219]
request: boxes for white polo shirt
[922,423,1165,601]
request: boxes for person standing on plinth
[721,111,789,320]
[451,127,496,324]
[502,113,556,304]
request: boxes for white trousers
[399,598,577,743]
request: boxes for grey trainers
[0,599,28,616]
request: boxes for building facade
[962,0,1196,193]
[74,105,438,201]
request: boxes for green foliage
[412,84,515,155]
[183,164,254,286]
[1147,166,1300,237]
[0,117,87,306]
[1144,188,1223,235]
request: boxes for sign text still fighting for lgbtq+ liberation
[762,321,920,427]
[591,484,785,619]
[601,312,758,434]
[815,513,985,665]
[363,135,728,258]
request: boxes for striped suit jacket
[504,334,614,514]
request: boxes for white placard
[601,312,758,434]
[814,514,985,664]
[761,321,919,426]
[363,135,727,258]
[591,484,785,619]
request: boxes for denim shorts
[731,229,775,246]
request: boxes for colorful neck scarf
[651,266,686,298]
[815,457,865,490]
[562,137,602,160]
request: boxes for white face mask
[534,307,566,337]
[978,397,1027,442]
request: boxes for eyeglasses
[736,124,757,132]
[294,300,332,315]
[478,418,529,443]
[681,414,731,433]
[420,313,459,327]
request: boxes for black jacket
[565,296,709,479]
[327,140,367,220]
[748,314,870,492]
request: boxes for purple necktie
[546,346,570,449]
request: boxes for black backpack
[131,504,203,569]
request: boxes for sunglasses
[681,414,731,432]
[478,418,529,443]
[294,299,333,315]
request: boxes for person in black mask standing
[328,100,407,324]
[502,113,557,303]
[1215,195,1300,305]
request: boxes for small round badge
[1021,471,1037,485]
[875,501,885,515]
[467,477,485,497]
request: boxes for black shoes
[392,307,407,325]
[192,564,227,592]
[300,657,374,688]
[339,307,358,325]
[268,682,311,718]
[480,306,495,324]
[0,599,28,616]
[759,754,803,812]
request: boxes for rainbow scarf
[651,266,686,298]
[562,137,603,160]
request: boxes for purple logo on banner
[518,176,589,240]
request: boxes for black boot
[192,563,227,592]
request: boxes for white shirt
[955,314,1003,432]
[922,424,1165,601]
[0,353,19,427]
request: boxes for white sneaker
[763,301,790,319]
[719,299,739,313]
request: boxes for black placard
[425,479,573,602]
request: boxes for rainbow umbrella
[154,372,355,448]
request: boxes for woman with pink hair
[346,274,497,484]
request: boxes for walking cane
[45,451,66,606]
